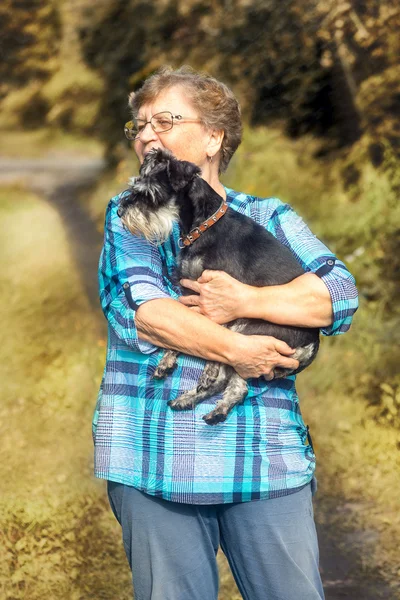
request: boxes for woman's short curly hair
[128,65,242,173]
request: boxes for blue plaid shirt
[93,187,358,503]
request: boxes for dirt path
[0,156,105,311]
[316,509,392,599]
[0,156,394,600]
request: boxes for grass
[0,128,103,159]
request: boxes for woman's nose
[138,122,158,143]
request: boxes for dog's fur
[118,148,319,425]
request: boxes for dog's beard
[121,174,179,244]
[121,203,179,244]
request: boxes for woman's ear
[207,129,224,159]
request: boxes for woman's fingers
[230,335,300,380]
[273,339,296,356]
[275,354,300,371]
[180,278,201,293]
[188,306,202,313]
[196,269,222,283]
[179,294,200,306]
[179,271,245,323]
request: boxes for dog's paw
[203,409,228,425]
[152,352,179,379]
[152,366,168,379]
[152,363,177,379]
[168,392,197,411]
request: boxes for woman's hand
[229,334,299,380]
[179,270,253,324]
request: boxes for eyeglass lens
[129,112,174,139]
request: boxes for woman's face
[133,86,212,170]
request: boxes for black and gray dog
[118,148,319,425]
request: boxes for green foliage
[0,0,104,134]
[372,379,400,428]
[41,63,104,132]
[0,82,50,129]
[358,64,400,160]
[76,0,400,158]
[0,0,60,107]
[76,0,329,157]
[1,0,399,166]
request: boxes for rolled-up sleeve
[98,196,172,353]
[265,200,359,336]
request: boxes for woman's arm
[179,270,332,327]
[135,297,300,380]
[180,200,359,335]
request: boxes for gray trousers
[107,479,324,600]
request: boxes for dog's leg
[203,373,248,425]
[153,350,179,379]
[168,364,230,411]
[274,342,318,378]
[196,362,220,392]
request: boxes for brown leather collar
[179,200,228,248]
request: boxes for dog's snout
[140,148,169,177]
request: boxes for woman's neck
[200,164,226,200]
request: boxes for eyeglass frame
[124,111,202,141]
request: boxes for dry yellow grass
[0,128,103,159]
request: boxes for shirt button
[327,259,334,266]
[123,282,130,289]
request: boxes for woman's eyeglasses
[124,111,202,140]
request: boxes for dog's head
[139,148,201,190]
[117,148,201,244]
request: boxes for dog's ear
[167,158,201,192]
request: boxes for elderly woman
[94,66,358,600]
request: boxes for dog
[117,148,319,425]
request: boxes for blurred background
[0,0,399,598]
